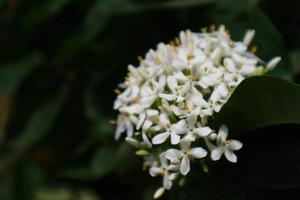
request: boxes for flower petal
[165,149,182,161]
[170,132,180,145]
[179,139,191,151]
[159,112,170,128]
[225,149,237,163]
[153,187,165,199]
[152,132,170,145]
[167,75,178,93]
[227,140,243,150]
[211,147,224,161]
[149,167,162,177]
[136,113,146,130]
[171,120,188,135]
[186,113,197,129]
[218,125,228,143]
[180,155,190,175]
[194,126,212,137]
[189,147,207,159]
[142,133,152,148]
[163,173,172,190]
[125,137,139,147]
[140,95,156,108]
[142,119,153,131]
[159,93,177,101]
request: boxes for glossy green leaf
[211,76,300,136]
[0,53,41,98]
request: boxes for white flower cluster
[113,25,280,199]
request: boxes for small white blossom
[210,125,243,163]
[165,139,207,175]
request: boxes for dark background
[1,0,300,199]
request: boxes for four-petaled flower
[211,125,243,163]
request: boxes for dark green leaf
[211,76,300,136]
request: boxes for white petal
[224,58,236,72]
[159,112,170,128]
[171,120,188,135]
[186,113,197,129]
[240,65,255,76]
[159,93,177,101]
[163,173,172,190]
[170,132,181,145]
[233,52,258,65]
[243,29,255,46]
[225,149,237,163]
[153,187,165,199]
[267,56,281,70]
[136,113,146,130]
[125,121,134,137]
[170,105,186,116]
[165,149,182,161]
[142,119,153,131]
[125,137,139,147]
[168,172,178,181]
[184,132,195,142]
[147,109,159,117]
[211,147,224,161]
[227,140,243,150]
[189,147,207,159]
[218,125,228,143]
[210,47,222,65]
[179,139,191,151]
[194,126,212,137]
[149,167,162,177]
[167,75,178,93]
[142,133,152,148]
[180,155,190,175]
[158,75,166,90]
[140,95,156,107]
[152,132,170,145]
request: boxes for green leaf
[0,53,41,98]
[12,85,67,152]
[211,76,300,136]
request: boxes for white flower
[152,117,188,145]
[210,125,243,163]
[114,115,134,140]
[165,139,207,175]
[149,153,179,190]
[113,25,279,196]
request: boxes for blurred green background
[1,0,300,199]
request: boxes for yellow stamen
[175,37,180,45]
[137,56,143,62]
[109,119,117,125]
[209,24,216,32]
[131,98,139,104]
[250,46,257,54]
[114,88,121,94]
[170,40,176,46]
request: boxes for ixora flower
[113,25,280,198]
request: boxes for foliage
[0,0,300,199]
